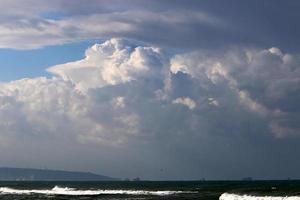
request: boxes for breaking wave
[0,186,194,196]
[220,193,300,200]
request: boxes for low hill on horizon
[0,167,117,181]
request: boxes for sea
[0,180,299,200]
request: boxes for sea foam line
[220,193,300,200]
[0,186,194,196]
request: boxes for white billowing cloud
[48,38,165,92]
[0,76,140,146]
[0,39,299,148]
[0,38,168,147]
[170,52,230,85]
[172,97,196,110]
[0,77,83,139]
[170,47,300,137]
[1,38,300,179]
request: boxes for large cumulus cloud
[47,38,166,91]
[0,38,300,179]
[170,47,300,137]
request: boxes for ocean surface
[0,180,299,200]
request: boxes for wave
[220,193,300,200]
[0,186,194,196]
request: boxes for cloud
[208,97,219,107]
[111,96,125,109]
[0,2,223,49]
[0,38,168,149]
[0,1,300,51]
[170,47,300,137]
[0,76,140,146]
[172,97,196,110]
[0,38,300,179]
[47,38,166,92]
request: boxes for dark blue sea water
[0,181,299,200]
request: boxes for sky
[0,0,300,180]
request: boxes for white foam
[220,193,300,200]
[0,186,193,196]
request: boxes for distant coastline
[0,167,117,181]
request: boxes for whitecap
[0,186,195,196]
[220,193,300,200]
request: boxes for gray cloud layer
[0,38,300,179]
[0,0,299,50]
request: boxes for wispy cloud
[0,1,223,49]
